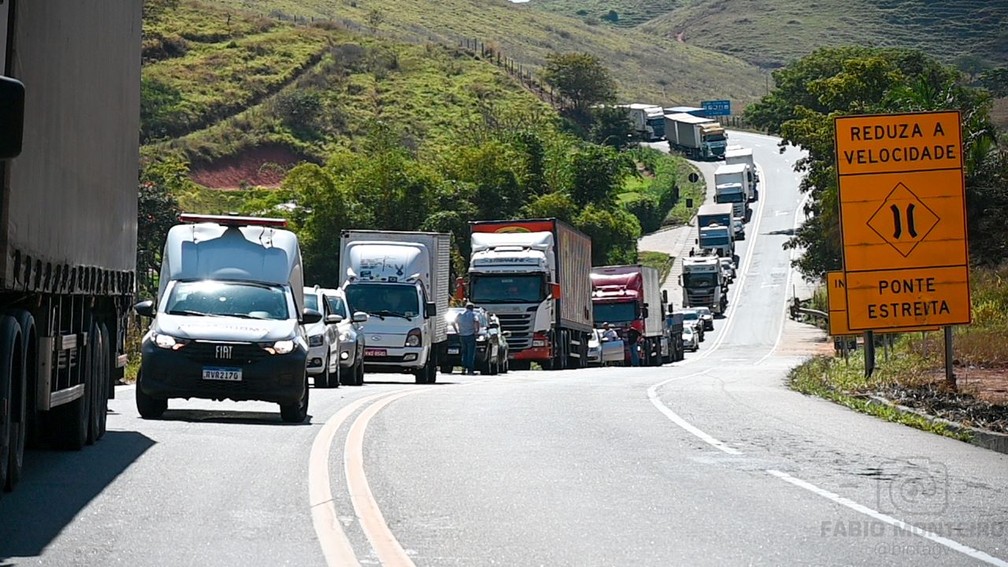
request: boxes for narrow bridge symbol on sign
[866,182,939,258]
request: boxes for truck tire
[87,321,108,445]
[135,370,168,419]
[0,315,21,494]
[5,311,34,491]
[280,374,309,423]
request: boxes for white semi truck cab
[681,257,727,315]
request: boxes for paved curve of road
[2,132,1006,567]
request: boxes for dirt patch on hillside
[190,144,312,189]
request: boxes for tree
[137,157,187,297]
[565,144,634,209]
[588,105,635,150]
[575,205,640,265]
[745,46,1002,278]
[542,52,617,115]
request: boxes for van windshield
[344,282,419,318]
[165,281,290,320]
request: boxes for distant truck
[0,2,141,493]
[663,311,686,363]
[694,203,736,259]
[590,265,668,366]
[681,257,728,315]
[714,163,750,225]
[339,230,451,384]
[623,103,666,142]
[724,147,759,201]
[468,219,593,371]
[135,215,319,423]
[665,113,728,160]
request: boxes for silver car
[682,326,699,352]
[321,287,369,386]
[303,286,342,388]
[695,306,715,331]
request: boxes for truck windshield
[165,280,289,320]
[683,273,718,287]
[705,131,727,142]
[344,282,419,318]
[593,301,638,324]
[470,274,545,303]
[716,193,745,203]
[700,235,731,247]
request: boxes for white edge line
[767,469,1008,567]
[309,391,407,567]
[647,373,741,455]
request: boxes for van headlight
[308,334,324,347]
[405,327,422,347]
[261,340,296,355]
[154,333,189,350]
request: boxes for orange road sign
[834,111,970,332]
[826,271,940,335]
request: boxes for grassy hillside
[531,0,681,28]
[636,0,1008,70]
[208,0,767,107]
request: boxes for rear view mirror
[302,308,322,325]
[325,314,343,325]
[134,300,155,318]
[426,301,437,316]
[0,76,25,159]
[352,311,369,323]
[550,283,562,299]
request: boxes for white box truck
[339,230,450,384]
[714,163,749,225]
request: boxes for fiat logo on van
[216,345,233,359]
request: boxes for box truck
[724,147,758,201]
[339,230,450,384]
[665,113,728,160]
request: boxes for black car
[441,307,507,374]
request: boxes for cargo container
[0,2,141,494]
[665,113,728,160]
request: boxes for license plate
[203,367,242,381]
[364,348,387,357]
[447,348,459,354]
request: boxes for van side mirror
[0,76,26,159]
[302,308,322,325]
[325,314,343,325]
[352,311,369,323]
[641,305,649,319]
[134,300,155,318]
[426,301,437,316]
[662,290,668,303]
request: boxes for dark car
[442,306,507,374]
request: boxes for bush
[624,193,662,233]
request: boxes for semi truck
[724,147,759,201]
[339,230,451,384]
[713,163,750,225]
[0,2,140,494]
[681,257,727,315]
[134,215,319,423]
[665,113,728,160]
[590,265,668,366]
[468,219,592,371]
[694,203,735,259]
[623,104,666,142]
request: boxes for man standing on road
[602,322,618,342]
[456,302,481,375]
[627,327,641,366]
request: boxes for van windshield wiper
[371,310,413,321]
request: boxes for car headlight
[405,327,422,347]
[154,333,189,350]
[261,340,296,355]
[339,331,351,342]
[308,334,324,347]
[476,334,487,342]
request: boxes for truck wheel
[135,370,167,419]
[280,374,309,423]
[95,323,111,441]
[86,321,105,444]
[52,320,91,450]
[5,311,34,491]
[0,315,21,493]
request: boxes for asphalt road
[2,132,1006,567]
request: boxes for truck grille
[494,312,534,351]
[685,291,714,307]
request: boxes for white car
[720,257,736,282]
[321,288,369,386]
[733,217,745,240]
[303,286,343,388]
[682,326,699,352]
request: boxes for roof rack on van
[178,213,288,228]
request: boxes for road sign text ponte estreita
[877,277,935,294]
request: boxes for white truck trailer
[339,230,451,384]
[665,113,728,160]
[724,147,758,202]
[714,163,750,226]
